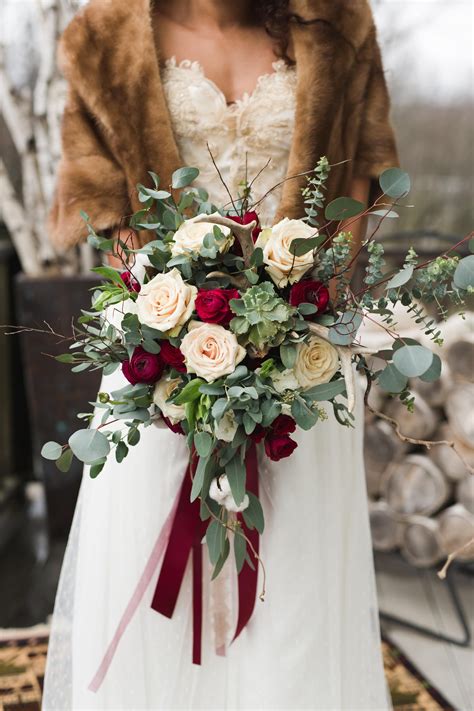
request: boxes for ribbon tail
[88,488,181,693]
[192,541,203,665]
[233,443,260,642]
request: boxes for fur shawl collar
[49,0,398,248]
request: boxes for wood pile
[363,312,474,567]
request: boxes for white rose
[171,213,233,257]
[256,218,316,287]
[214,410,238,443]
[137,268,197,333]
[180,321,246,382]
[209,475,249,513]
[153,376,186,424]
[271,368,300,394]
[294,335,340,389]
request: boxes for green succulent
[229,283,296,355]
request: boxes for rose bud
[195,288,240,326]
[122,346,164,385]
[228,211,262,243]
[289,279,330,315]
[271,414,296,436]
[159,340,186,373]
[264,434,298,462]
[120,271,141,293]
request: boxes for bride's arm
[106,227,139,269]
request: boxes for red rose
[120,271,141,293]
[162,416,185,435]
[272,414,296,436]
[195,288,240,326]
[228,211,262,253]
[159,340,186,372]
[289,280,330,315]
[122,346,163,385]
[264,434,298,461]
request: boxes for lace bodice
[161,57,297,226]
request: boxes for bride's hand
[107,226,138,268]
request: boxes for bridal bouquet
[41,159,473,580]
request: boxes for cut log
[445,383,474,449]
[429,423,474,482]
[400,515,443,568]
[437,504,474,562]
[384,392,439,441]
[364,420,407,498]
[369,501,403,552]
[382,454,450,516]
[456,474,474,514]
[457,476,474,514]
[446,341,474,384]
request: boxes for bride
[43,0,399,708]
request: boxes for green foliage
[301,156,330,226]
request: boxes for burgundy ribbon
[151,443,260,663]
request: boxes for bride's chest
[160,58,297,153]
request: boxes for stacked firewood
[363,311,474,568]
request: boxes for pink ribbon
[88,487,181,692]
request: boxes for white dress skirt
[43,58,390,710]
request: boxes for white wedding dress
[43,59,390,711]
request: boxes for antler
[307,322,377,413]
[192,214,256,269]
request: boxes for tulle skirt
[43,368,390,710]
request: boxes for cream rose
[180,321,246,382]
[137,268,197,333]
[256,218,316,287]
[294,335,340,389]
[171,213,233,257]
[153,376,186,424]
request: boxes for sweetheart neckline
[161,56,295,108]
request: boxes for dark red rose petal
[264,434,298,461]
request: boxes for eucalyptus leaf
[190,455,208,502]
[419,353,442,383]
[194,431,213,458]
[453,255,474,290]
[280,343,297,369]
[226,454,246,506]
[377,363,408,393]
[393,345,433,378]
[304,379,347,401]
[289,234,325,257]
[386,266,414,290]
[243,492,265,534]
[234,531,247,574]
[55,448,73,473]
[325,197,365,221]
[291,397,319,430]
[41,441,63,461]
[68,429,110,464]
[211,538,230,580]
[206,519,225,566]
[328,310,363,346]
[379,168,411,199]
[172,166,199,189]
